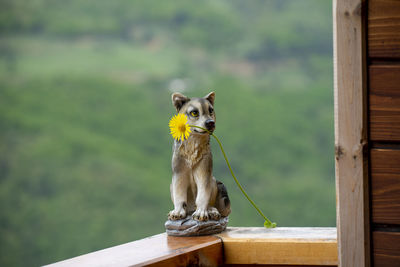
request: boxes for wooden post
[333,0,370,266]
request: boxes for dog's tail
[216,180,231,217]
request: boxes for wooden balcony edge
[44,227,338,267]
[217,227,337,266]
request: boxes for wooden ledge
[217,227,338,266]
[45,234,222,267]
[46,227,337,267]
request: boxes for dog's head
[171,92,216,134]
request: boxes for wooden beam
[368,0,400,59]
[369,65,400,141]
[333,0,370,266]
[45,227,338,266]
[44,234,223,267]
[373,231,400,266]
[371,148,400,225]
[217,227,337,266]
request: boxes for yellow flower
[169,113,191,141]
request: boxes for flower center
[179,124,186,133]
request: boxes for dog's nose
[205,120,215,131]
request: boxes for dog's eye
[209,107,214,114]
[190,110,199,117]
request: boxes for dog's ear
[204,91,215,106]
[172,92,190,112]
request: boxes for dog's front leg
[192,158,220,221]
[168,172,189,220]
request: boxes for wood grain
[217,227,338,266]
[368,0,400,58]
[44,228,339,266]
[369,65,400,141]
[373,231,400,266]
[334,0,370,266]
[371,148,400,224]
[44,233,222,267]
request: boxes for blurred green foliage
[0,0,334,266]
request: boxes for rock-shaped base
[165,216,229,236]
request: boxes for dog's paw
[193,207,220,221]
[168,208,186,220]
[208,207,221,221]
[192,208,209,221]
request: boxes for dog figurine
[168,92,231,221]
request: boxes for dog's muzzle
[205,119,215,131]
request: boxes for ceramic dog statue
[168,92,231,221]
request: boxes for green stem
[189,125,276,228]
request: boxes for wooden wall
[368,0,400,265]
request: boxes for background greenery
[0,0,334,266]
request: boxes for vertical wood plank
[333,0,370,266]
[373,231,400,266]
[368,0,400,59]
[369,65,400,141]
[370,148,400,225]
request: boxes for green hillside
[0,1,334,266]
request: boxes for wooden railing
[45,227,337,266]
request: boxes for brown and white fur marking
[169,92,231,221]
